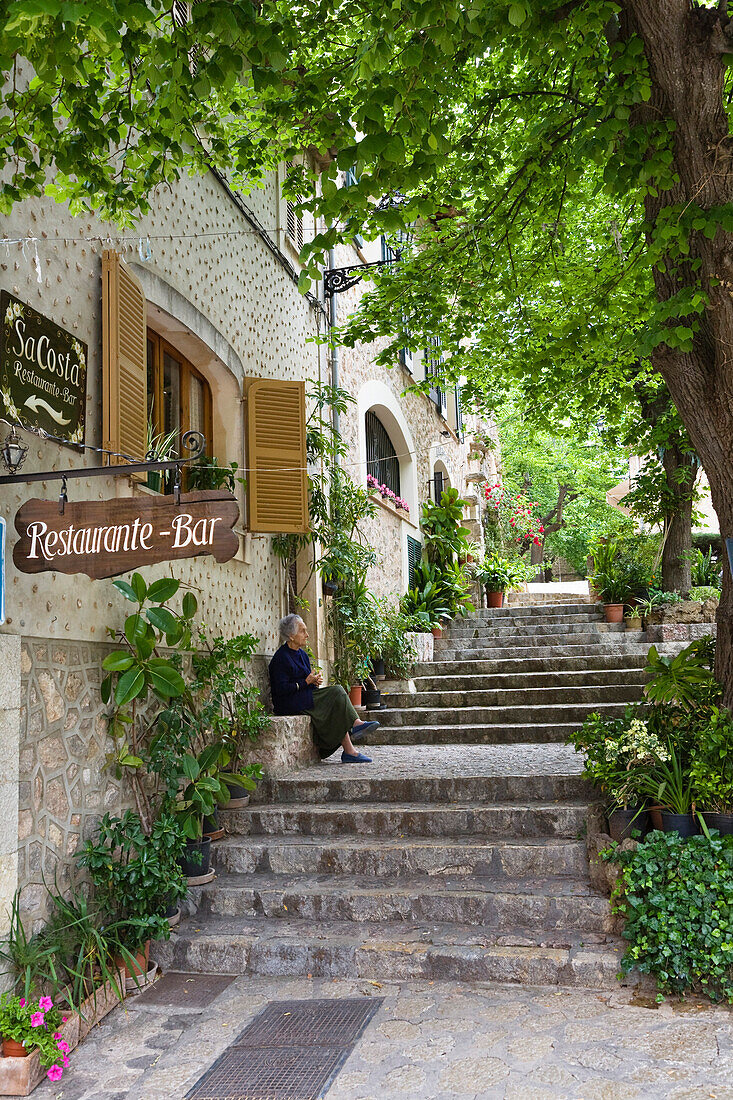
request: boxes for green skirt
[305,685,360,758]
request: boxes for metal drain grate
[136,971,237,1009]
[235,998,382,1049]
[186,1046,349,1100]
[186,996,383,1100]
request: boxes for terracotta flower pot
[349,685,363,706]
[431,626,443,639]
[604,603,624,623]
[114,939,150,980]
[486,591,504,608]
[2,1038,28,1059]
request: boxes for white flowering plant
[568,708,671,809]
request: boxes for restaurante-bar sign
[14,491,239,579]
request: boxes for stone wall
[0,635,20,961]
[18,637,124,927]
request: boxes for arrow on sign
[24,395,71,426]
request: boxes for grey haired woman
[268,614,378,763]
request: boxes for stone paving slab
[29,975,733,1100]
[303,744,586,778]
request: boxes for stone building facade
[0,162,497,928]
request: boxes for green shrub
[605,831,733,1001]
[689,585,720,603]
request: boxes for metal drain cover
[187,1046,348,1100]
[186,996,383,1100]
[235,998,382,1049]
[136,971,237,1008]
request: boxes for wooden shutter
[102,250,147,470]
[246,379,308,533]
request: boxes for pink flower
[38,997,53,1012]
[53,1033,60,1040]
[19,999,25,1008]
[62,1055,69,1068]
[46,1065,63,1082]
[30,1012,44,1028]
[56,1040,70,1054]
[62,1017,67,1023]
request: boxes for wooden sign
[13,491,239,579]
[0,291,88,446]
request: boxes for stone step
[212,835,590,879]
[152,916,638,990]
[222,800,589,839]
[413,668,649,691]
[376,701,630,728]
[432,640,647,662]
[248,772,592,806]
[197,872,613,932]
[446,621,615,638]
[384,684,643,709]
[435,629,632,652]
[473,603,598,618]
[467,611,604,625]
[415,653,649,676]
[367,722,585,745]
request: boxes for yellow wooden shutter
[246,379,308,533]
[102,250,147,469]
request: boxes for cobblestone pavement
[31,976,733,1100]
[314,743,585,777]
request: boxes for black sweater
[268,644,314,715]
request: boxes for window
[344,167,364,249]
[433,469,445,502]
[147,330,212,474]
[407,535,422,587]
[285,161,304,251]
[425,337,448,417]
[366,411,401,496]
[246,379,308,534]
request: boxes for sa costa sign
[14,491,239,579]
[0,291,87,445]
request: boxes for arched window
[366,411,401,495]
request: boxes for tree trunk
[530,540,544,567]
[660,445,695,593]
[621,1,733,703]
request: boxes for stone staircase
[154,602,652,990]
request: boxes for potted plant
[690,707,733,834]
[636,593,662,628]
[638,741,698,837]
[593,571,632,623]
[0,993,73,1080]
[624,608,642,631]
[77,810,185,978]
[477,552,523,608]
[186,454,237,492]
[145,422,179,493]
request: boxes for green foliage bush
[605,831,733,1001]
[689,586,720,603]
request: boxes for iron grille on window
[425,337,448,416]
[433,469,445,502]
[366,411,401,496]
[285,162,304,250]
[407,535,422,587]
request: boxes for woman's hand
[306,670,323,686]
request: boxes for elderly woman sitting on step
[269,614,378,763]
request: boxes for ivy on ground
[605,831,733,1002]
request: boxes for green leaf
[124,613,149,647]
[181,754,200,782]
[145,606,178,634]
[182,592,198,619]
[114,666,145,706]
[508,3,526,26]
[146,577,180,604]
[129,573,147,603]
[102,651,135,672]
[149,664,186,698]
[112,579,138,603]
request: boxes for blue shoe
[341,751,373,763]
[351,720,380,741]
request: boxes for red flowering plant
[0,993,71,1077]
[484,483,545,549]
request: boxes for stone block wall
[18,638,126,927]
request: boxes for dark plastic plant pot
[322,579,339,597]
[702,812,733,835]
[163,891,180,919]
[486,591,504,608]
[179,836,211,878]
[608,807,649,842]
[224,780,252,807]
[371,659,386,680]
[660,811,698,837]
[363,687,382,710]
